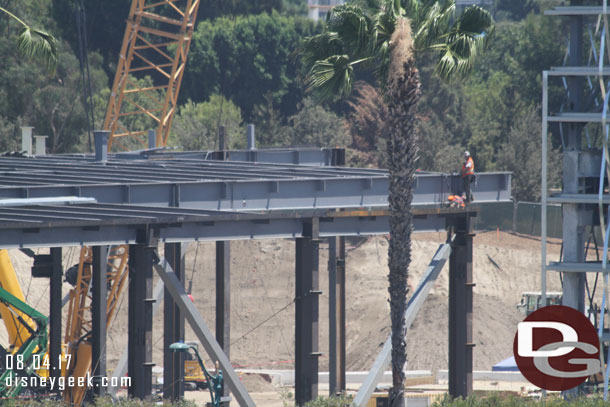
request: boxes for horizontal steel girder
[0,207,465,249]
[0,171,510,211]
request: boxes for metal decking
[0,155,510,210]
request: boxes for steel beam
[0,208,459,249]
[115,148,339,166]
[164,243,185,400]
[295,236,320,405]
[154,257,256,407]
[49,247,62,384]
[0,167,510,210]
[92,245,108,397]
[216,240,231,397]
[448,215,473,398]
[353,242,451,407]
[128,242,154,398]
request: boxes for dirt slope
[1,231,563,384]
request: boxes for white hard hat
[464,150,470,157]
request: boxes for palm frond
[300,32,343,68]
[17,26,57,74]
[306,55,364,102]
[327,4,374,58]
[374,5,397,48]
[431,5,494,80]
[413,1,455,51]
[402,0,421,19]
[353,0,384,14]
[0,7,57,74]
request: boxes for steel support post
[216,240,231,397]
[49,247,62,383]
[561,5,586,395]
[295,236,320,405]
[562,1,586,312]
[92,245,108,396]
[328,237,337,396]
[448,215,474,399]
[129,243,154,398]
[337,236,346,392]
[164,243,185,400]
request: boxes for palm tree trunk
[386,57,421,407]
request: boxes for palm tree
[300,2,493,406]
[0,7,57,74]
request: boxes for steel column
[128,243,154,398]
[328,237,337,396]
[295,236,320,405]
[164,243,185,400]
[216,240,231,397]
[561,0,586,314]
[337,236,346,392]
[49,247,62,383]
[448,215,473,398]
[92,245,108,397]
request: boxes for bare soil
[1,230,566,395]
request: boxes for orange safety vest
[461,157,474,177]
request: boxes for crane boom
[104,0,201,150]
[64,1,202,403]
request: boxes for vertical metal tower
[542,1,610,397]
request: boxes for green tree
[199,0,283,20]
[169,95,244,151]
[415,55,469,172]
[496,106,561,202]
[251,94,290,147]
[51,0,132,76]
[184,12,322,120]
[492,0,538,21]
[30,46,107,153]
[286,97,350,147]
[300,2,493,405]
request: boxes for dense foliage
[0,1,567,201]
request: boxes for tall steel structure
[104,0,200,150]
[541,1,610,397]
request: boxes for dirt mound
[2,230,563,377]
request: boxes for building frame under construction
[0,142,511,405]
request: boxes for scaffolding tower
[541,1,610,397]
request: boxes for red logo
[513,305,601,391]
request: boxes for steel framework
[541,2,610,397]
[0,149,512,405]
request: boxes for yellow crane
[104,0,200,150]
[64,0,201,404]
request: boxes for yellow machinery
[104,0,201,150]
[63,246,129,405]
[0,250,67,384]
[183,341,208,390]
[64,1,202,404]
[0,250,35,350]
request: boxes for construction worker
[461,150,475,203]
